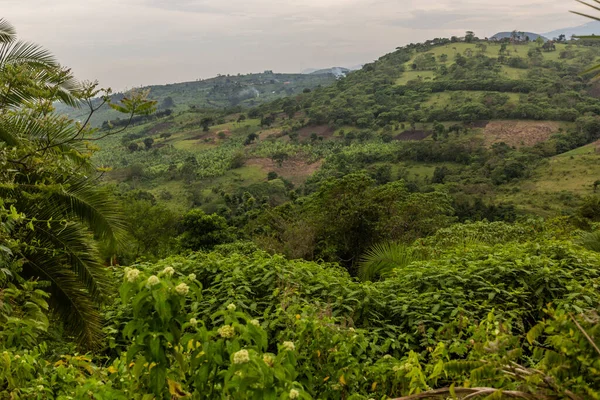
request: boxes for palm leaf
[571,0,600,78]
[50,179,128,250]
[0,40,57,69]
[16,204,112,347]
[25,218,111,298]
[578,231,600,252]
[358,242,419,282]
[0,113,89,165]
[20,249,104,347]
[0,19,16,44]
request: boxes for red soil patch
[483,121,561,147]
[184,129,230,141]
[395,130,431,141]
[296,125,336,141]
[246,157,323,185]
[145,122,173,135]
[470,120,490,128]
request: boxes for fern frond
[358,242,419,282]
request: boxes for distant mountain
[543,21,600,40]
[490,31,548,42]
[55,72,336,127]
[301,65,362,78]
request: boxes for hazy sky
[3,0,592,90]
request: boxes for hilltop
[56,71,337,127]
[490,31,548,41]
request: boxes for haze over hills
[89,36,600,219]
[9,0,600,394]
[543,20,600,39]
[56,70,337,127]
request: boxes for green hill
[90,37,600,221]
[55,71,337,128]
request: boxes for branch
[392,387,539,400]
[569,313,600,357]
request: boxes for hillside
[90,37,600,222]
[55,71,337,127]
[7,9,600,399]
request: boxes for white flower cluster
[233,349,249,364]
[250,319,260,326]
[227,303,236,311]
[189,318,198,327]
[262,354,274,366]
[125,268,140,282]
[175,282,189,295]
[146,275,160,288]
[188,273,196,281]
[218,325,235,338]
[162,266,175,276]
[282,341,295,351]
[289,389,300,399]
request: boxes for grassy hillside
[88,37,600,223]
[55,71,337,128]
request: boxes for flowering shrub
[117,265,306,398]
[1,241,600,398]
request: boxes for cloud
[2,0,592,89]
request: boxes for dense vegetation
[3,7,600,400]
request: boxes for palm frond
[572,0,600,78]
[0,119,20,145]
[24,219,111,299]
[0,40,57,69]
[358,242,419,282]
[575,0,600,14]
[50,179,128,250]
[0,113,89,165]
[20,249,103,347]
[578,231,600,252]
[16,206,112,348]
[34,67,82,107]
[0,19,16,44]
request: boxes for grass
[397,42,587,87]
[558,143,598,157]
[500,149,600,215]
[395,70,436,85]
[500,67,527,79]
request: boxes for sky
[2,0,593,91]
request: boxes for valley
[4,8,600,399]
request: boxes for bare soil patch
[470,120,490,128]
[145,122,174,135]
[184,129,230,141]
[395,130,431,141]
[484,121,561,147]
[296,125,336,140]
[258,128,282,141]
[246,157,323,185]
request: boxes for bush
[179,209,236,251]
